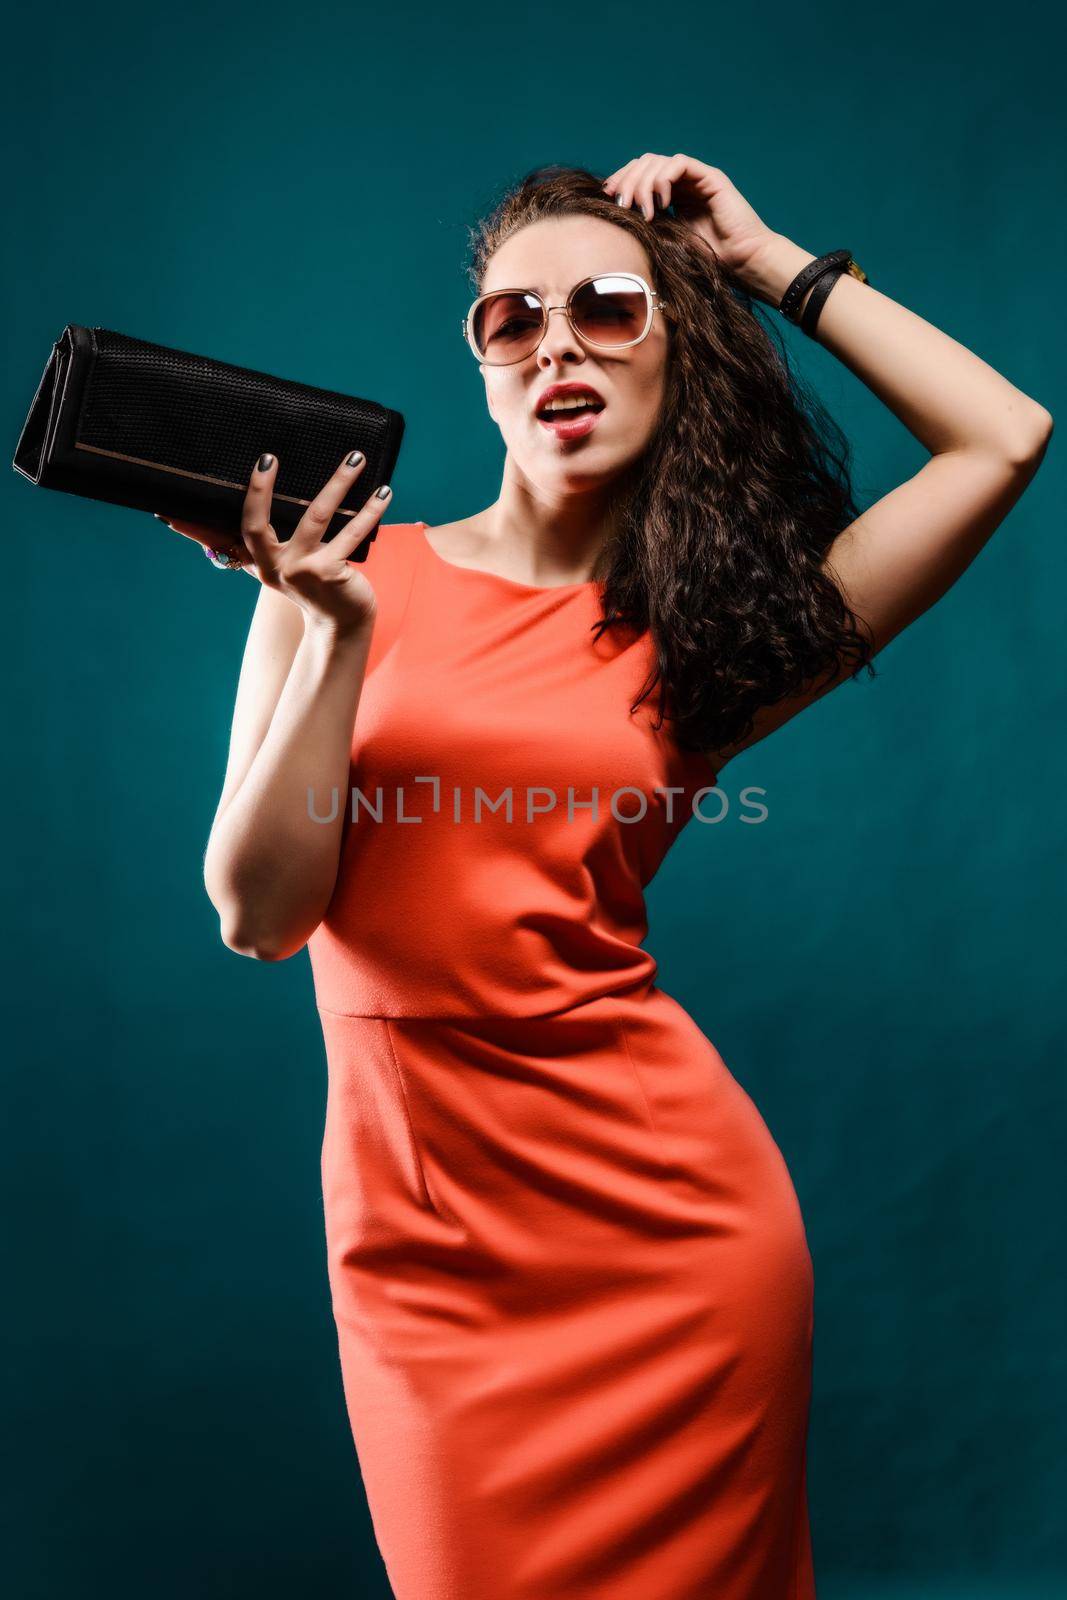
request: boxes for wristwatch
[779,250,869,326]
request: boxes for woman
[165,157,1052,1598]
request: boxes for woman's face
[477,215,670,494]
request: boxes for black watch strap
[799,264,845,336]
[779,249,852,323]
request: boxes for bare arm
[175,446,393,959]
[203,590,376,960]
[713,232,1054,768]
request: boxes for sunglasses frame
[461,271,671,367]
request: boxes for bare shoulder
[421,514,488,563]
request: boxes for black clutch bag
[11,325,405,562]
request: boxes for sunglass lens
[571,277,649,345]
[471,292,544,363]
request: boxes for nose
[537,304,585,366]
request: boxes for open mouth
[534,397,606,422]
[535,396,606,438]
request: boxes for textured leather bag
[11,325,405,561]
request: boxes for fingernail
[257,453,274,472]
[375,484,391,498]
[346,450,364,467]
[153,513,168,521]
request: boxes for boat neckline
[417,522,602,595]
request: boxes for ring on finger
[204,545,247,571]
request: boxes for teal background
[2,0,1063,1594]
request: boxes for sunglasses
[462,271,671,367]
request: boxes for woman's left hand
[602,153,775,279]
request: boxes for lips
[533,382,606,419]
[536,407,604,441]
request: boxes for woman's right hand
[156,450,391,633]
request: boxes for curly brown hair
[465,163,877,760]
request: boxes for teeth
[541,395,601,414]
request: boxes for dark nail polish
[375,484,391,498]
[257,453,274,472]
[346,450,364,468]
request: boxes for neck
[478,472,623,586]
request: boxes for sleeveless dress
[306,522,816,1599]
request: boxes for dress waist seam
[315,987,663,1024]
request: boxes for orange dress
[307,522,816,1599]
